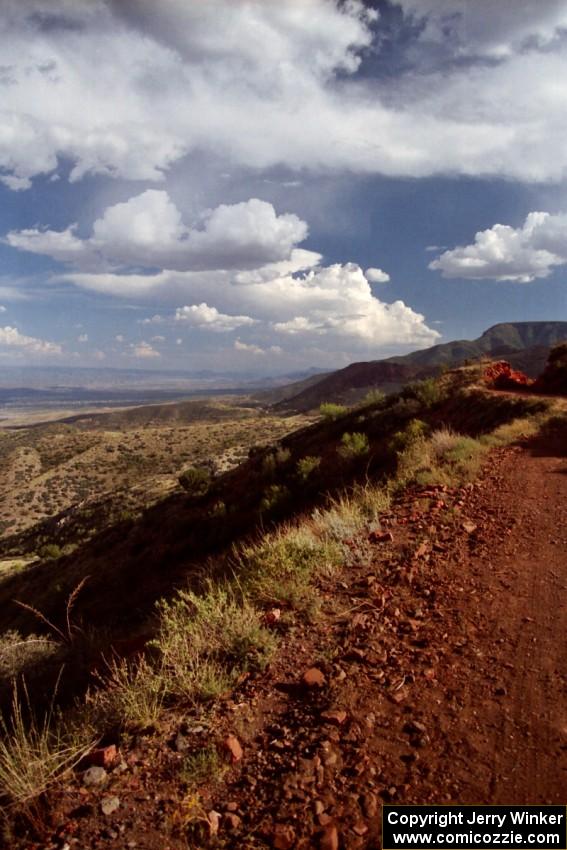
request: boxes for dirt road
[48,430,567,849]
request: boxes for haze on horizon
[0,0,566,376]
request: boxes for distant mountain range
[268,322,567,411]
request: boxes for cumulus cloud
[1,1,567,187]
[175,303,257,332]
[59,256,439,357]
[131,341,160,359]
[77,333,88,342]
[5,192,308,272]
[0,325,62,354]
[234,339,282,356]
[429,211,567,282]
[365,267,390,284]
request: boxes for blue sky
[0,0,566,374]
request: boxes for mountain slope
[275,321,567,411]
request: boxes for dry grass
[0,681,95,806]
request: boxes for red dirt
[30,431,567,849]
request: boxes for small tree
[178,467,210,497]
[362,388,385,406]
[338,432,369,460]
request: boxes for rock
[263,608,281,625]
[101,796,120,816]
[362,792,378,817]
[174,732,190,752]
[353,822,369,836]
[273,823,296,849]
[83,766,108,787]
[224,734,243,763]
[320,710,348,726]
[224,813,241,830]
[368,530,394,544]
[462,522,477,534]
[225,801,239,812]
[85,745,117,769]
[314,800,325,816]
[208,810,221,836]
[320,824,339,850]
[302,667,326,688]
[404,720,427,735]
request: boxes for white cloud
[77,333,88,342]
[5,192,308,272]
[0,306,6,313]
[151,335,165,342]
[1,1,567,188]
[234,339,282,356]
[93,350,106,361]
[131,341,160,359]
[175,303,257,332]
[59,256,439,357]
[429,211,567,281]
[0,325,62,354]
[365,267,390,284]
[115,334,124,342]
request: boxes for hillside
[0,357,566,846]
[274,321,567,411]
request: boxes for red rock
[462,521,477,534]
[85,745,117,769]
[320,824,339,850]
[302,667,326,688]
[320,709,348,726]
[353,822,369,836]
[368,530,394,544]
[224,812,241,830]
[273,823,296,849]
[224,735,243,763]
[263,608,281,625]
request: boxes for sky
[1,0,567,375]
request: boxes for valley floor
[30,429,567,849]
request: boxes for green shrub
[237,527,341,612]
[178,467,210,496]
[338,431,369,460]
[296,455,321,481]
[154,585,276,703]
[361,388,385,406]
[319,402,347,420]
[406,377,445,407]
[390,418,428,453]
[260,484,290,513]
[37,543,63,561]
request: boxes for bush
[319,402,347,420]
[405,377,445,407]
[178,467,210,496]
[361,388,385,407]
[260,484,290,513]
[155,585,276,703]
[338,431,369,460]
[296,455,321,481]
[37,543,63,561]
[237,527,342,612]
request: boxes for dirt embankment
[33,428,567,849]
